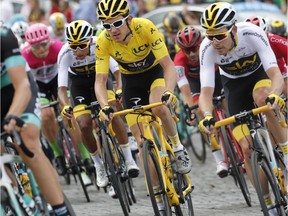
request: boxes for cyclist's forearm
[160,56,177,91]
[267,67,284,95]
[199,87,214,116]
[7,68,31,116]
[58,86,70,107]
[180,84,194,107]
[7,81,31,116]
[95,75,109,107]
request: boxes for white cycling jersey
[57,36,119,88]
[200,22,278,88]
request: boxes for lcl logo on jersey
[132,44,149,56]
[152,38,164,50]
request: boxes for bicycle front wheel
[170,151,194,216]
[60,129,90,202]
[101,129,130,216]
[142,140,171,216]
[251,151,286,216]
[220,126,251,207]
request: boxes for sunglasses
[31,40,50,49]
[69,42,89,51]
[102,16,129,30]
[206,27,233,42]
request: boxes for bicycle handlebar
[214,105,287,128]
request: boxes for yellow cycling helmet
[269,20,286,37]
[49,12,66,30]
[97,0,130,21]
[163,12,183,33]
[65,20,93,44]
[201,2,236,30]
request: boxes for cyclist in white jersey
[58,20,140,188]
[198,2,287,213]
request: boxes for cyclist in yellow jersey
[95,0,192,199]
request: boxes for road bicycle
[207,94,252,207]
[0,120,75,216]
[112,102,194,216]
[175,88,206,163]
[212,103,287,215]
[74,101,136,216]
[42,101,91,202]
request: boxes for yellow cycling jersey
[95,17,169,75]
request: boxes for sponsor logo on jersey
[220,53,261,75]
[151,37,164,50]
[132,43,149,56]
[243,31,269,47]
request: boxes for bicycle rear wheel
[101,129,130,216]
[251,151,286,216]
[142,140,171,216]
[60,129,90,202]
[220,126,252,207]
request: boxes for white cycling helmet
[11,21,29,39]
[201,2,236,30]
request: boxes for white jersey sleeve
[57,43,71,87]
[199,41,217,88]
[109,57,119,74]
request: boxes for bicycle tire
[126,178,137,204]
[185,113,206,163]
[60,128,90,202]
[251,151,286,216]
[169,151,194,216]
[220,126,252,207]
[142,140,171,216]
[63,192,76,216]
[101,129,130,216]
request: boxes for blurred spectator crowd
[1,0,286,26]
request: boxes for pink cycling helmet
[25,23,50,45]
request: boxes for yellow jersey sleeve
[95,31,110,74]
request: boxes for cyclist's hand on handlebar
[161,90,178,107]
[99,105,114,121]
[3,115,26,133]
[198,115,215,134]
[184,104,196,126]
[265,93,285,110]
[115,89,122,102]
[61,105,73,119]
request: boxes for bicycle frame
[113,102,193,207]
[213,105,287,193]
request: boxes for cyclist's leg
[222,72,271,205]
[70,75,108,187]
[253,79,288,167]
[37,77,62,160]
[108,89,139,178]
[150,78,192,174]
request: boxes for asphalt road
[61,145,264,216]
